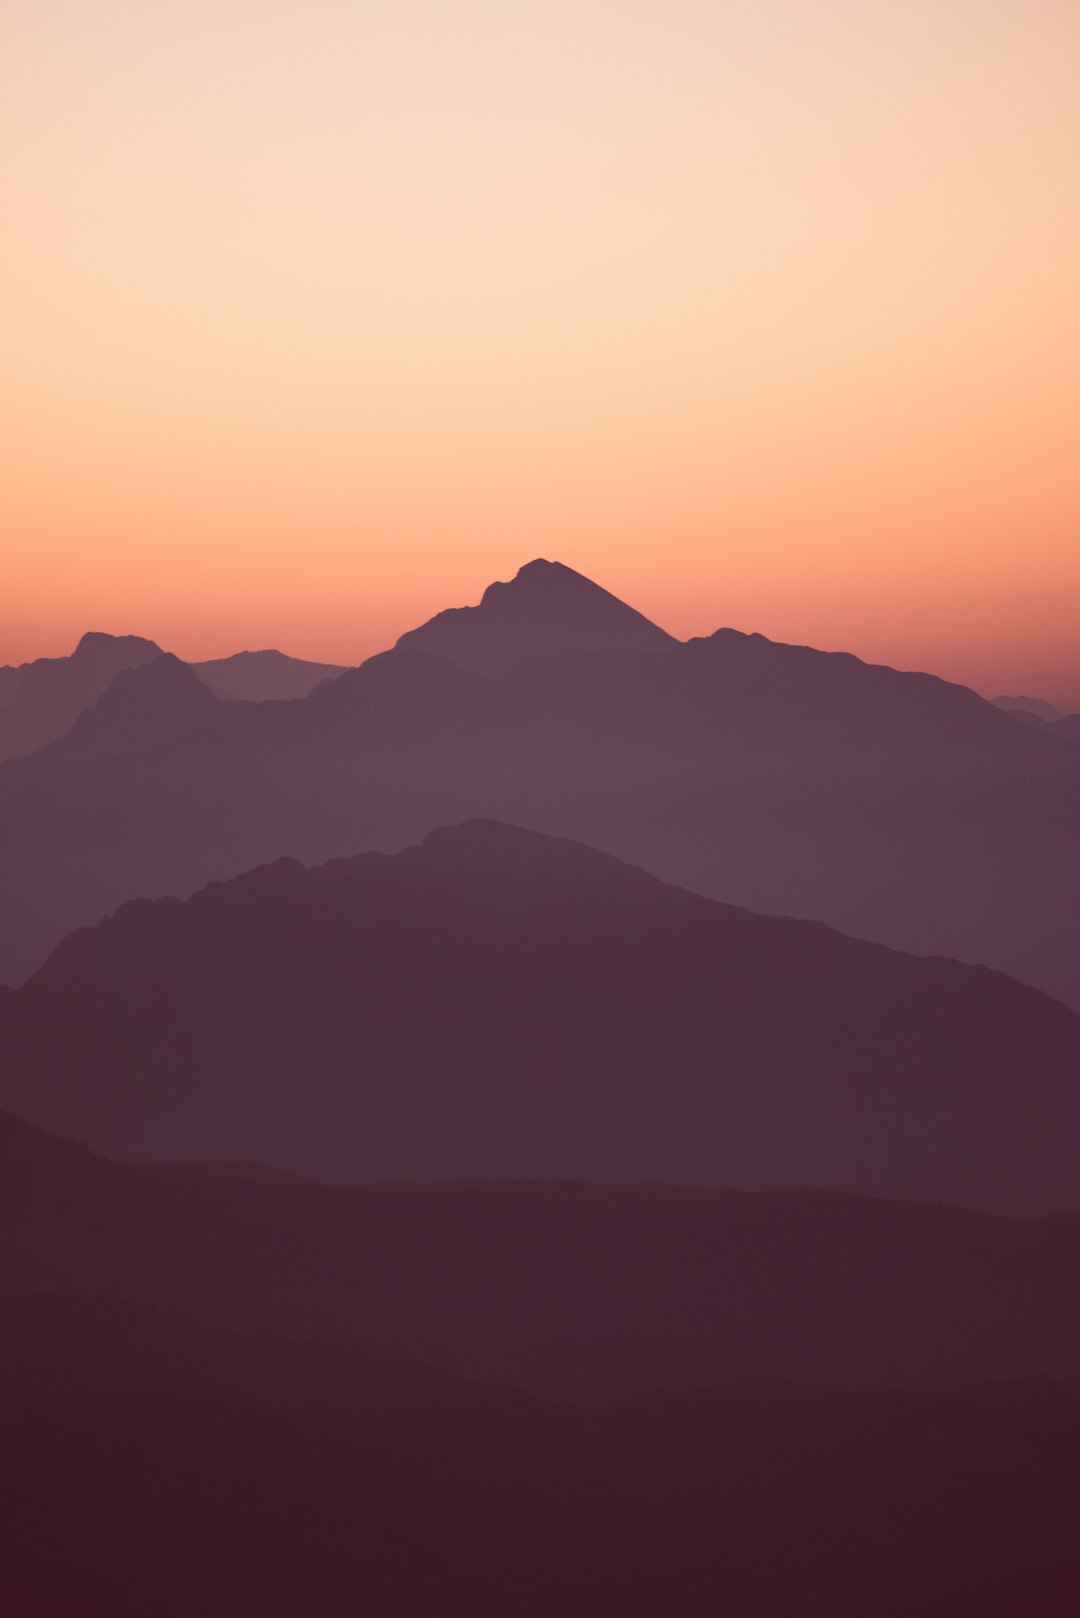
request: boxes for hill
[3,822,1080,1213]
[3,1287,1080,1617]
[0,632,163,761]
[5,1103,1080,1398]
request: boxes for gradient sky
[4,0,1079,703]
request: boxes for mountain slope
[0,657,248,799]
[7,1293,1080,1618]
[0,563,1077,1008]
[0,632,163,762]
[5,1105,1080,1399]
[393,557,676,673]
[3,821,1079,1212]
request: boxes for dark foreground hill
[5,1105,1080,1400]
[3,1291,1080,1618]
[1,561,1078,1008]
[3,821,1079,1213]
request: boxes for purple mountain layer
[3,820,1079,1214]
[4,1102,1080,1399]
[0,562,1078,1010]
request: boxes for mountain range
[993,694,1080,738]
[6,1101,1080,1401]
[0,631,163,761]
[3,562,1080,1613]
[0,560,1078,1011]
[3,818,1078,1213]
[0,632,348,762]
[6,1105,1080,1615]
[8,1287,1079,1618]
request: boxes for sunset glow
[4,0,1079,703]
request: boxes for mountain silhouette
[7,1287,1080,1618]
[393,557,676,673]
[0,656,247,794]
[4,820,1079,1213]
[0,636,349,765]
[0,631,163,762]
[993,693,1064,723]
[192,647,349,701]
[0,563,1078,1008]
[6,1103,1080,1399]
[7,1097,1080,1612]
[989,695,1080,740]
[53,654,234,751]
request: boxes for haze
[4,0,1079,704]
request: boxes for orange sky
[3,0,1079,704]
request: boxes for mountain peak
[393,560,674,676]
[92,654,216,720]
[73,631,162,661]
[54,654,225,758]
[493,557,575,590]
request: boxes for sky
[3,0,1079,704]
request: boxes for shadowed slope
[5,1105,1080,1400]
[3,821,1079,1213]
[0,632,163,762]
[0,656,247,794]
[4,1287,1080,1617]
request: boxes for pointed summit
[393,559,674,676]
[40,655,229,765]
[90,654,218,726]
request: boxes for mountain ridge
[4,819,1079,1213]
[5,1100,1080,1401]
[0,562,1077,1009]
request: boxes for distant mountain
[7,1286,1080,1618]
[82,652,227,734]
[0,657,247,799]
[0,635,348,766]
[993,693,1064,723]
[49,654,235,754]
[393,557,676,674]
[0,563,1078,1009]
[0,631,162,762]
[4,821,1079,1212]
[991,695,1080,741]
[5,1102,1080,1399]
[192,647,348,701]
